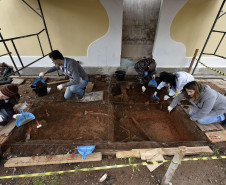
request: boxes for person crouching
[0,84,20,127]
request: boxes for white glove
[190,117,195,121]
[13,114,22,119]
[39,72,45,78]
[153,74,156,79]
[0,115,5,122]
[57,84,63,91]
[164,95,170,101]
[168,106,173,112]
[153,91,157,97]
[142,86,146,92]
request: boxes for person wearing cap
[0,84,20,127]
[39,50,88,100]
[134,58,157,93]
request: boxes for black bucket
[31,84,47,97]
[115,70,126,81]
[31,78,47,97]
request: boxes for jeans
[64,80,88,99]
[189,109,225,124]
[135,69,156,78]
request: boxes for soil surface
[0,75,225,185]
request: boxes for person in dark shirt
[0,84,20,127]
[134,58,157,92]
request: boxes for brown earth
[0,75,225,185]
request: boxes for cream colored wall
[0,0,109,56]
[170,0,226,57]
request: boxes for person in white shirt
[153,71,194,100]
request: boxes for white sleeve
[169,88,176,96]
[157,81,166,90]
[176,76,184,92]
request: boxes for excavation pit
[1,77,207,157]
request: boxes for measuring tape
[0,155,225,179]
[196,59,226,76]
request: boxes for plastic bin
[115,70,126,81]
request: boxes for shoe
[222,113,226,125]
[78,93,84,100]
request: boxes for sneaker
[78,95,83,100]
[222,113,226,125]
[78,93,84,100]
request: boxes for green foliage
[213,148,220,155]
[32,177,44,185]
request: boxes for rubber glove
[0,115,5,122]
[39,72,45,78]
[168,106,173,112]
[190,117,195,121]
[12,114,22,119]
[153,91,157,97]
[142,86,146,92]
[57,84,63,91]
[164,95,170,101]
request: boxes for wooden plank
[4,152,102,167]
[0,120,16,137]
[0,136,8,145]
[146,154,164,172]
[161,147,187,185]
[140,148,163,160]
[205,130,226,143]
[11,78,25,85]
[181,105,224,131]
[116,146,213,158]
[131,117,152,140]
[116,150,140,158]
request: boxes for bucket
[31,78,47,97]
[115,70,126,81]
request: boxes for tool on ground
[209,134,221,139]
[25,127,32,142]
[77,145,96,160]
[68,150,78,160]
[45,109,50,117]
[16,110,35,127]
[25,103,34,112]
[83,110,94,115]
[150,93,160,102]
[83,110,108,116]
[47,80,69,85]
[148,77,157,87]
[35,119,42,129]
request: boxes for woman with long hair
[0,84,20,127]
[168,81,226,125]
[153,71,194,100]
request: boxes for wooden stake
[131,117,152,141]
[188,49,199,74]
[161,146,187,185]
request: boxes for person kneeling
[168,81,226,125]
[0,84,20,127]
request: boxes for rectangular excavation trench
[1,78,207,157]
